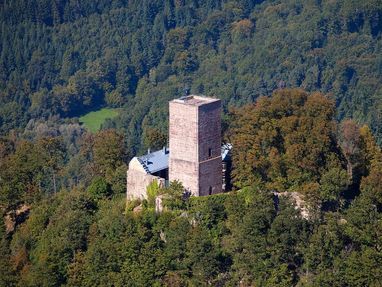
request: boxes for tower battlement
[172,95,220,106]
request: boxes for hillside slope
[0,0,382,149]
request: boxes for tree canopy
[1,0,382,285]
[1,0,382,155]
[0,88,381,286]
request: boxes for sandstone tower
[169,95,222,196]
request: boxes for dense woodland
[1,0,382,150]
[1,0,382,286]
[1,89,381,286]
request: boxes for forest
[1,0,382,286]
[1,89,381,286]
[1,0,382,152]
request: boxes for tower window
[208,148,212,157]
[209,186,212,195]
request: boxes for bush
[87,176,111,201]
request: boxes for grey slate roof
[137,147,169,174]
[137,144,232,174]
[221,143,232,161]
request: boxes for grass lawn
[79,108,119,133]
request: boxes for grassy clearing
[79,108,119,132]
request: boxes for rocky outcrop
[4,204,30,234]
[273,191,310,219]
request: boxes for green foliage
[228,89,347,209]
[161,180,187,211]
[108,164,129,195]
[304,215,345,274]
[87,176,111,201]
[0,87,380,286]
[1,0,382,156]
[142,127,167,151]
[0,1,382,286]
[338,248,382,287]
[0,219,16,287]
[8,191,95,286]
[2,172,382,286]
[223,188,277,284]
[146,179,160,207]
[0,137,66,209]
[92,129,127,175]
[79,108,119,133]
[319,166,349,203]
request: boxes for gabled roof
[137,147,169,174]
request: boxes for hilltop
[1,89,382,286]
[1,1,382,286]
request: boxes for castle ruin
[126,95,231,200]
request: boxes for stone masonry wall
[198,101,222,195]
[199,157,222,195]
[169,97,222,196]
[169,101,199,194]
[126,158,165,200]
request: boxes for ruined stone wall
[126,157,165,200]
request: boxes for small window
[208,148,212,157]
[209,186,212,195]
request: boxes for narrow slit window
[208,148,212,157]
[209,186,212,195]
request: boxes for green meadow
[79,108,119,132]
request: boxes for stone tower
[169,95,222,196]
